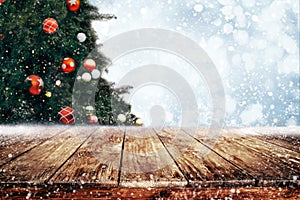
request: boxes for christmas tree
[0,0,135,125]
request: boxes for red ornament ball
[0,0,6,4]
[43,18,58,34]
[83,58,96,72]
[59,106,75,124]
[66,0,80,12]
[61,57,76,73]
[88,115,98,124]
[25,75,44,95]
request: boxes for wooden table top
[0,126,299,199]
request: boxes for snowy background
[89,0,299,127]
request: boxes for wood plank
[0,126,94,184]
[225,127,300,153]
[258,135,300,153]
[247,127,300,135]
[50,127,125,187]
[221,136,300,183]
[0,126,53,149]
[0,126,67,166]
[187,128,299,183]
[153,187,300,200]
[1,185,299,199]
[0,126,30,147]
[231,136,300,173]
[221,128,300,181]
[120,127,187,187]
[159,128,252,187]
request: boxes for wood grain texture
[120,127,187,187]
[0,126,34,148]
[247,127,300,135]
[0,126,299,190]
[50,127,125,187]
[0,126,66,166]
[223,128,300,177]
[233,136,300,173]
[258,135,300,153]
[0,126,53,149]
[0,126,93,183]
[0,185,299,200]
[158,128,252,187]
[188,128,299,183]
[238,127,300,153]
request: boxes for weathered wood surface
[228,128,300,176]
[246,127,300,135]
[0,126,67,166]
[186,128,300,186]
[120,127,186,187]
[157,128,252,187]
[50,127,124,187]
[185,130,299,181]
[0,185,299,199]
[246,127,300,153]
[0,126,299,190]
[0,126,92,183]
[259,135,300,153]
[234,136,299,172]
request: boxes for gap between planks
[155,128,256,187]
[0,126,95,184]
[118,127,187,188]
[182,128,300,186]
[1,127,299,188]
[49,127,126,187]
[45,128,98,184]
[0,126,70,168]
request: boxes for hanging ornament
[77,32,86,43]
[61,57,76,73]
[59,106,75,124]
[45,91,52,98]
[117,114,126,123]
[88,115,98,124]
[0,0,5,5]
[0,34,4,40]
[91,69,101,79]
[82,72,92,82]
[136,118,143,126]
[66,0,80,12]
[83,58,96,72]
[25,75,44,95]
[43,18,58,34]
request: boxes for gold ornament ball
[45,91,52,97]
[135,118,143,126]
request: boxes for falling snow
[90,0,299,127]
